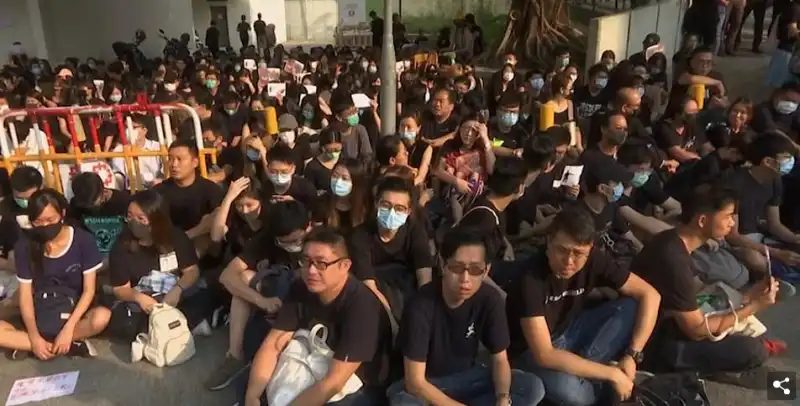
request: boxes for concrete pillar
[26,0,48,59]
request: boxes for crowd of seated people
[0,29,799,406]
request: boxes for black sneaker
[204,355,249,391]
[9,349,29,360]
[68,340,98,358]
[706,365,774,390]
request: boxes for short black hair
[70,172,104,209]
[10,166,43,193]
[304,226,350,257]
[498,91,522,108]
[375,176,412,200]
[168,139,199,157]
[441,227,488,260]
[375,135,405,167]
[193,90,215,110]
[548,205,597,245]
[522,132,557,171]
[268,200,310,237]
[680,182,738,224]
[487,156,528,196]
[616,143,652,167]
[587,63,610,79]
[745,132,795,165]
[266,143,296,166]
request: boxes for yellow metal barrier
[690,84,705,110]
[539,102,556,131]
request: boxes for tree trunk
[495,0,582,66]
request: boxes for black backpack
[621,373,712,406]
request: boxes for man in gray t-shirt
[331,98,373,161]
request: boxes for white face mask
[279,131,296,144]
[569,73,578,83]
[164,83,177,92]
[258,62,268,70]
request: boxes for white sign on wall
[339,0,366,25]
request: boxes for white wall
[39,0,195,62]
[0,0,38,59]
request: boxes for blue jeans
[386,365,545,406]
[515,298,637,406]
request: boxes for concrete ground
[0,33,793,406]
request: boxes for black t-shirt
[399,282,509,378]
[631,229,697,338]
[349,218,435,282]
[225,211,263,258]
[264,176,318,211]
[664,150,734,203]
[108,227,198,288]
[0,200,22,259]
[254,20,267,35]
[68,189,131,255]
[420,111,461,141]
[777,2,800,51]
[302,158,335,192]
[721,167,783,235]
[653,118,707,154]
[273,276,393,387]
[407,140,430,170]
[456,196,506,260]
[576,200,630,246]
[238,230,298,271]
[506,250,630,356]
[573,86,608,120]
[751,101,800,138]
[155,177,224,231]
[488,119,529,151]
[217,107,249,142]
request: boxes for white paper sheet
[6,371,80,405]
[351,93,371,109]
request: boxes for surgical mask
[377,207,408,230]
[205,79,218,88]
[780,156,796,175]
[636,87,645,97]
[165,83,178,92]
[401,130,416,141]
[609,183,624,202]
[28,222,63,243]
[595,78,608,88]
[127,219,151,240]
[561,57,570,67]
[109,94,122,103]
[14,197,28,209]
[235,64,242,72]
[326,150,341,160]
[279,131,296,144]
[368,65,377,74]
[302,109,314,121]
[499,112,519,127]
[31,66,42,76]
[268,173,292,186]
[310,61,319,70]
[346,114,359,126]
[225,108,237,116]
[604,61,615,70]
[361,61,369,70]
[424,89,431,103]
[246,148,261,161]
[331,178,353,196]
[240,208,260,223]
[607,129,627,146]
[278,241,303,253]
[258,62,268,69]
[631,171,651,188]
[530,77,544,90]
[776,100,798,115]
[403,60,411,69]
[569,73,578,83]
[502,72,514,82]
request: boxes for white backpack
[130,304,195,367]
[266,324,363,406]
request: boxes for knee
[738,336,769,369]
[0,320,17,330]
[90,306,112,330]
[736,248,767,273]
[542,373,596,406]
[510,370,546,405]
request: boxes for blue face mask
[302,109,314,121]
[14,197,28,209]
[530,77,544,90]
[377,207,408,230]
[401,130,416,142]
[246,148,261,162]
[780,156,795,175]
[499,112,519,128]
[631,171,651,188]
[331,178,353,196]
[610,183,624,202]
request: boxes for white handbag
[266,324,363,406]
[130,304,195,367]
[699,282,767,342]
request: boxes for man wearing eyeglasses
[387,228,545,406]
[243,227,393,406]
[506,206,661,406]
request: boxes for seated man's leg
[659,333,768,374]
[515,298,638,406]
[387,365,495,405]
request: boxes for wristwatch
[625,347,644,364]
